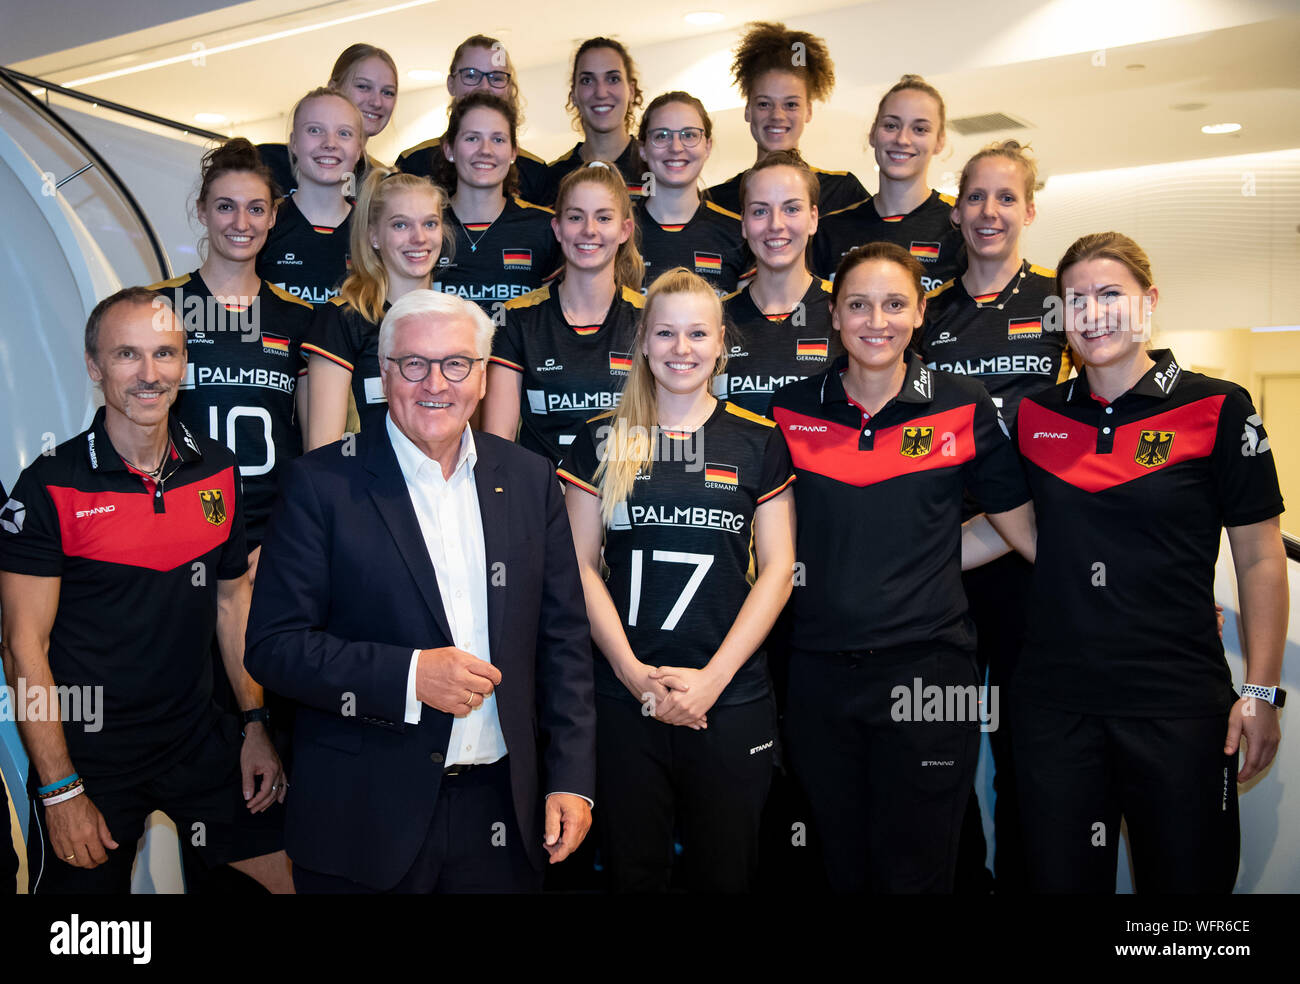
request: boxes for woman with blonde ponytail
[558,268,796,892]
[301,166,452,447]
[483,161,645,463]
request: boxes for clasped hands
[621,662,726,730]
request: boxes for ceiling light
[684,11,724,26]
[62,0,440,87]
[1201,122,1242,135]
[408,69,442,82]
[194,112,227,125]
[1250,325,1300,333]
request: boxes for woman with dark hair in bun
[542,38,648,204]
[397,35,551,206]
[707,22,867,217]
[634,91,748,295]
[768,241,1035,892]
[151,137,314,567]
[258,44,398,196]
[428,92,561,312]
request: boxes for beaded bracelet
[41,783,86,807]
[38,776,84,801]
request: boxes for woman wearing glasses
[543,37,647,204]
[258,44,398,196]
[429,92,561,313]
[634,91,749,296]
[301,168,454,448]
[397,35,550,206]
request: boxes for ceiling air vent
[948,112,1031,136]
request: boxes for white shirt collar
[385,413,477,484]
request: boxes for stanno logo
[749,739,774,755]
[86,431,99,469]
[1033,431,1069,439]
[536,358,564,372]
[929,330,956,346]
[75,505,116,519]
[789,424,827,433]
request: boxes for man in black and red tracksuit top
[0,287,290,894]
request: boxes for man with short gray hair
[247,289,596,892]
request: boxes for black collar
[85,406,202,473]
[1065,349,1182,406]
[819,351,936,408]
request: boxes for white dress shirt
[388,414,507,766]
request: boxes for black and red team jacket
[770,352,1030,654]
[0,408,248,791]
[1014,349,1284,718]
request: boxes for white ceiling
[10,0,1300,189]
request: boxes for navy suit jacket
[244,424,596,889]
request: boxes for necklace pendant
[470,243,477,252]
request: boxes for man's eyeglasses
[646,126,706,149]
[454,67,511,90]
[386,354,484,383]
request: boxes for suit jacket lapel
[473,439,507,664]
[364,428,454,644]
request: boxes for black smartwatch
[1241,684,1286,708]
[241,707,272,736]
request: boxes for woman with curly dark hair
[707,22,867,216]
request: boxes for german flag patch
[1007,317,1043,339]
[704,462,739,488]
[796,338,829,360]
[261,333,289,356]
[503,249,532,269]
[609,351,633,373]
[694,252,722,274]
[909,242,940,261]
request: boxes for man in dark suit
[245,289,596,893]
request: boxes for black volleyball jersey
[715,278,841,416]
[432,198,562,313]
[395,136,551,207]
[558,400,795,706]
[812,190,963,293]
[150,271,313,545]
[634,199,751,295]
[543,139,648,204]
[918,261,1073,427]
[1015,351,1285,717]
[301,297,388,431]
[707,165,868,217]
[255,144,380,198]
[492,284,646,464]
[256,194,353,305]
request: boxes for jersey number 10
[209,405,275,476]
[627,549,714,631]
